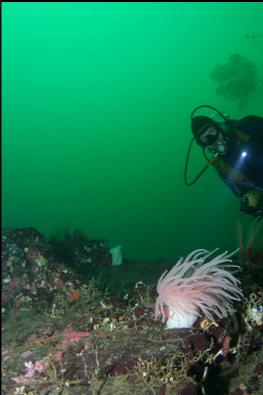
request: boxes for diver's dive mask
[184,105,232,186]
[191,116,229,155]
[184,104,231,185]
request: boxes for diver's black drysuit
[213,115,263,216]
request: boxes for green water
[2,2,263,260]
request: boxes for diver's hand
[240,190,263,217]
[240,197,263,217]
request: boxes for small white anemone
[155,248,243,329]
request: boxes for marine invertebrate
[69,290,79,302]
[210,54,262,109]
[155,249,243,329]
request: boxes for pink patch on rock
[54,351,64,361]
[54,324,92,353]
[62,328,91,344]
[54,277,64,287]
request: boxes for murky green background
[2,2,263,260]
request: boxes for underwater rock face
[210,54,262,109]
[2,226,263,394]
[1,227,108,312]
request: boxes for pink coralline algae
[59,326,91,347]
[53,324,92,360]
[11,360,47,385]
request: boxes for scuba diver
[184,105,263,217]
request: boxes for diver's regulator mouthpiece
[214,138,248,159]
[214,139,228,155]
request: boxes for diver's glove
[240,191,263,217]
[240,203,263,217]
